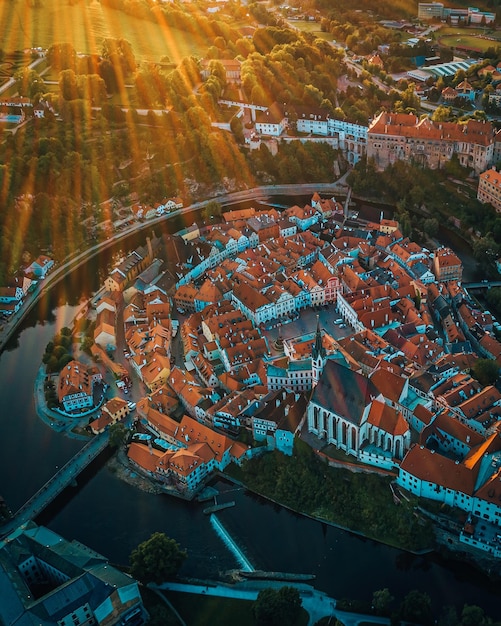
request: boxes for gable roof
[366,399,408,436]
[400,445,478,495]
[311,361,379,425]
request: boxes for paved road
[0,183,348,355]
[153,580,391,626]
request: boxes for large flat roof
[407,58,477,81]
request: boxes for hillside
[0,0,206,61]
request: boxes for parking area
[262,303,351,347]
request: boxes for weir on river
[210,513,254,573]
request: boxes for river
[0,204,500,618]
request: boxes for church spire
[312,316,326,386]
[312,315,326,361]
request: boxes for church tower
[311,316,326,386]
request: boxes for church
[266,318,344,393]
[307,359,411,470]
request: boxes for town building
[307,360,411,469]
[58,360,101,412]
[24,255,54,279]
[0,285,23,315]
[200,58,241,83]
[367,112,495,174]
[255,102,287,137]
[478,167,501,213]
[0,522,146,626]
[432,247,463,282]
[418,2,445,20]
[127,413,247,493]
[417,2,495,23]
[89,397,130,434]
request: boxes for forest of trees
[0,0,360,285]
[2,0,495,285]
[235,440,434,551]
[348,157,501,274]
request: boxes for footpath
[152,580,391,626]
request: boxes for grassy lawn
[286,20,332,39]
[434,25,501,52]
[437,26,495,37]
[163,590,256,626]
[163,591,308,626]
[163,591,261,626]
[0,0,208,62]
[163,590,310,626]
[321,444,369,466]
[438,34,499,52]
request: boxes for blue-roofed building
[0,522,147,626]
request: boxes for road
[152,580,391,626]
[0,56,45,97]
[0,183,348,354]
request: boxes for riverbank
[218,469,434,557]
[152,579,391,626]
[220,464,501,584]
[107,451,164,495]
[110,451,501,585]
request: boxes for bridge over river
[463,280,501,289]
[0,432,109,538]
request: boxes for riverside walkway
[463,280,501,289]
[0,432,109,538]
[152,580,391,626]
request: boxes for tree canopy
[130,532,187,583]
[108,422,129,448]
[252,586,302,626]
[471,358,500,387]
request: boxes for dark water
[0,202,500,618]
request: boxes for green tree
[81,336,94,355]
[252,586,302,626]
[486,287,501,313]
[130,532,187,584]
[58,354,73,371]
[372,588,394,615]
[423,217,439,237]
[431,105,454,122]
[471,358,499,386]
[46,355,59,374]
[108,422,128,448]
[230,115,245,143]
[438,605,458,626]
[79,74,107,105]
[201,200,222,222]
[473,235,500,274]
[15,68,45,98]
[53,344,69,359]
[398,590,433,625]
[48,43,77,71]
[102,38,136,74]
[460,604,490,626]
[59,69,79,101]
